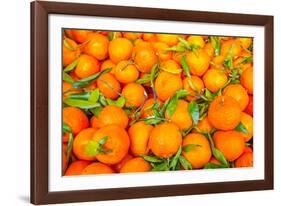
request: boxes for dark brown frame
[31,0,274,204]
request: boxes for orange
[113,154,133,172]
[172,51,185,65]
[72,29,93,43]
[64,29,74,39]
[164,100,192,130]
[143,33,157,42]
[156,34,179,46]
[90,116,102,129]
[122,32,142,40]
[74,54,100,79]
[204,42,215,57]
[209,55,224,70]
[238,37,253,49]
[83,33,109,60]
[187,35,205,48]
[97,73,121,99]
[223,84,249,111]
[244,95,253,116]
[152,42,172,61]
[208,95,241,130]
[82,162,114,175]
[128,121,153,156]
[240,66,253,94]
[92,125,130,164]
[213,130,245,161]
[73,128,97,161]
[65,160,91,176]
[182,133,212,169]
[240,112,253,142]
[97,105,128,128]
[134,45,158,73]
[235,152,253,167]
[160,59,182,74]
[122,83,146,107]
[140,98,158,118]
[120,157,151,173]
[114,60,139,84]
[192,117,213,134]
[203,69,228,93]
[183,75,204,101]
[220,39,242,58]
[155,71,183,101]
[148,122,182,158]
[63,107,89,135]
[63,37,80,67]
[100,59,116,74]
[109,37,133,63]
[186,49,210,76]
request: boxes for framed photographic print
[31,0,274,204]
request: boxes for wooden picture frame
[31,0,274,204]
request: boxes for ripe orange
[148,122,182,158]
[209,55,225,70]
[128,121,153,156]
[235,152,253,167]
[244,95,253,116]
[240,66,253,94]
[73,128,97,161]
[203,69,228,93]
[213,130,245,161]
[72,29,93,43]
[100,59,116,74]
[240,112,253,142]
[208,95,241,130]
[92,125,130,164]
[223,84,249,111]
[143,33,157,42]
[114,60,139,84]
[122,32,142,40]
[113,154,133,172]
[238,37,253,49]
[220,39,242,58]
[186,49,210,77]
[82,162,114,175]
[164,100,192,130]
[192,117,213,134]
[65,160,91,176]
[120,157,151,173]
[63,107,89,135]
[182,133,212,169]
[74,54,100,79]
[156,34,179,46]
[140,98,158,118]
[83,33,109,60]
[122,83,146,107]
[155,71,183,101]
[97,73,121,99]
[134,45,158,73]
[160,59,182,74]
[63,37,80,67]
[109,38,133,63]
[204,42,215,57]
[183,75,204,101]
[152,42,172,61]
[187,35,205,48]
[97,105,129,128]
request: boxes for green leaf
[84,140,100,156]
[179,155,192,170]
[136,73,151,84]
[63,122,72,133]
[181,55,191,77]
[63,98,101,109]
[66,132,74,162]
[169,147,182,170]
[204,88,215,100]
[106,96,126,107]
[204,162,228,169]
[64,39,75,51]
[165,96,178,118]
[99,94,108,106]
[188,101,199,125]
[72,68,111,88]
[210,36,221,56]
[64,58,79,73]
[176,89,189,98]
[223,44,234,69]
[63,72,74,84]
[141,155,163,163]
[66,92,90,100]
[235,122,249,135]
[142,117,164,125]
[212,147,229,166]
[88,89,100,103]
[182,144,201,153]
[241,56,253,64]
[98,136,109,146]
[90,107,103,117]
[151,162,169,171]
[178,37,191,50]
[165,45,185,52]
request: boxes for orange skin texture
[128,121,153,156]
[244,95,253,116]
[109,38,133,63]
[120,157,151,173]
[72,29,93,43]
[64,29,74,39]
[186,49,210,76]
[113,154,133,172]
[187,35,205,48]
[140,98,159,118]
[155,71,183,101]
[235,151,253,167]
[98,105,129,129]
[83,33,109,60]
[203,69,228,93]
[74,54,100,79]
[73,128,97,161]
[114,61,139,84]
[182,133,212,169]
[142,33,157,42]
[63,107,89,135]
[213,130,245,161]
[152,42,172,61]
[160,59,182,74]
[100,59,116,74]
[122,83,146,107]
[192,117,213,134]
[65,160,91,176]
[172,51,185,65]
[63,37,81,67]
[148,123,182,158]
[204,42,215,57]
[81,162,115,175]
[240,112,253,142]
[63,81,81,97]
[240,67,253,94]
[165,100,192,130]
[134,46,158,73]
[183,75,204,101]
[223,84,249,111]
[220,39,242,58]
[156,34,179,46]
[92,125,130,164]
[238,37,253,49]
[208,95,242,130]
[122,32,142,40]
[209,55,225,70]
[90,116,102,129]
[97,73,121,99]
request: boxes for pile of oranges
[62,29,254,176]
